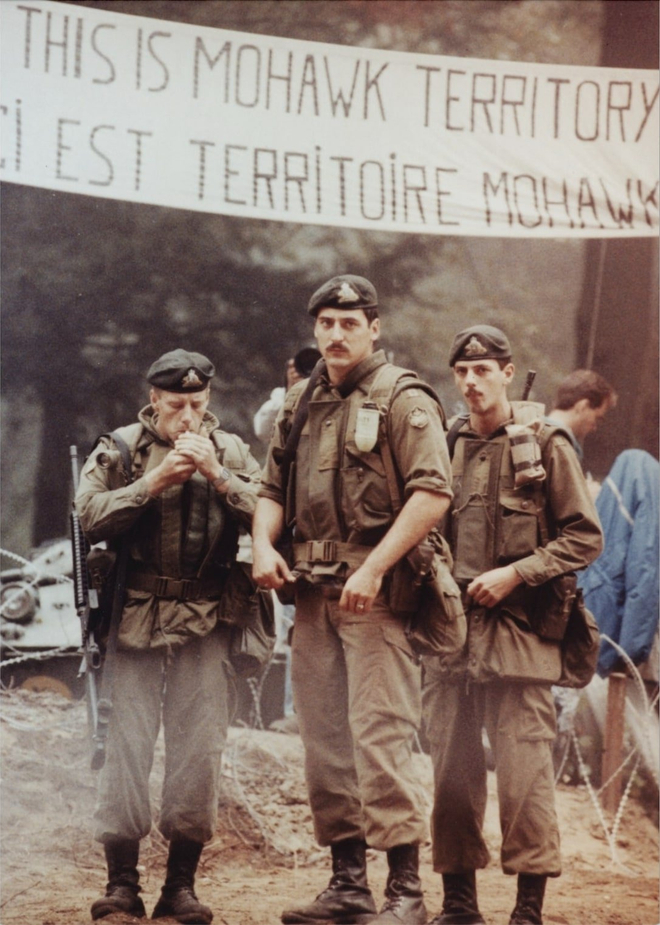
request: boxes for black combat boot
[151,837,213,924]
[429,872,485,925]
[372,844,427,924]
[508,874,546,925]
[91,836,146,920]
[281,838,378,924]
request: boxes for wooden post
[601,672,627,814]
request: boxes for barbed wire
[557,633,658,870]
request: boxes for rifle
[70,434,132,770]
[69,446,105,770]
[522,369,537,401]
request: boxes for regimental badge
[464,336,488,357]
[408,407,429,429]
[337,282,360,304]
[181,368,203,388]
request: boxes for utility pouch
[389,541,433,614]
[219,560,276,677]
[533,572,577,641]
[391,535,467,660]
[557,586,600,688]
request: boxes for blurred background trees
[1,0,657,555]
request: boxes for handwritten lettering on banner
[1,0,658,237]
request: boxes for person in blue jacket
[578,449,659,677]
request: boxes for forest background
[1,0,658,557]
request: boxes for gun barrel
[522,370,537,402]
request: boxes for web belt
[127,571,226,600]
[292,540,373,569]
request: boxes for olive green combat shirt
[75,405,261,650]
[259,350,453,579]
[445,404,603,683]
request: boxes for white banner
[1,0,658,237]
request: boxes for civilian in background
[578,449,659,678]
[547,369,617,465]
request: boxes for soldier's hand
[252,541,296,591]
[467,565,523,608]
[174,432,218,481]
[339,564,382,614]
[145,450,196,495]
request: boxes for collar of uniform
[138,404,220,445]
[321,349,388,398]
[461,417,511,441]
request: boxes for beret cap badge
[464,336,489,358]
[337,282,360,304]
[181,368,203,389]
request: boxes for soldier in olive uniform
[253,275,454,925]
[75,349,262,924]
[423,326,603,925]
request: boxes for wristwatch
[212,467,232,492]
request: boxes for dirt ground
[1,689,658,925]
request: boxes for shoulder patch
[408,406,429,429]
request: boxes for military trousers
[291,582,427,850]
[94,624,232,845]
[422,669,561,877]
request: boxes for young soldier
[423,326,603,925]
[76,349,262,924]
[253,275,454,925]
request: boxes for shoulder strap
[108,430,135,485]
[280,358,326,497]
[446,414,470,460]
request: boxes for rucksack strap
[446,414,470,460]
[280,358,326,499]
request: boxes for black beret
[147,349,215,392]
[307,275,378,316]
[449,325,512,367]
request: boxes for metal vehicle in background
[0,539,83,698]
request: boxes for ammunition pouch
[390,534,467,661]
